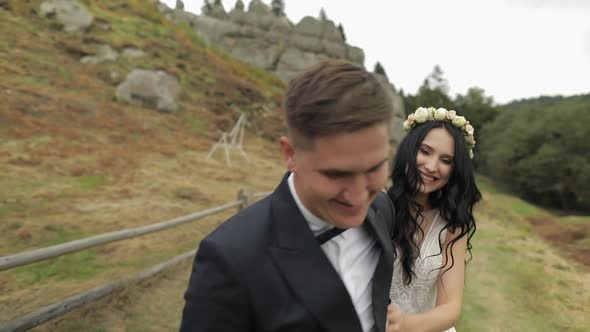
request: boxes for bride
[386,107,482,332]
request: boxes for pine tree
[235,0,244,11]
[426,65,449,94]
[374,62,388,78]
[319,8,327,21]
[337,23,346,41]
[202,0,212,14]
[271,0,285,17]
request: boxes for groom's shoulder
[371,191,395,230]
[204,194,273,251]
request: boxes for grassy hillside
[0,1,588,331]
[458,177,589,331]
[0,0,287,323]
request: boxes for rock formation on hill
[158,0,405,144]
[158,0,363,83]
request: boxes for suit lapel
[268,173,363,332]
[364,204,395,332]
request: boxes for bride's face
[415,127,454,195]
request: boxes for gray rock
[294,16,323,37]
[248,0,272,15]
[230,40,285,70]
[346,46,364,65]
[40,0,93,32]
[115,69,181,113]
[169,8,199,27]
[275,47,330,82]
[80,44,118,64]
[190,15,240,44]
[121,47,145,58]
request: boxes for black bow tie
[315,227,347,245]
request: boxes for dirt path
[528,215,590,268]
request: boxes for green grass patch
[76,174,109,190]
[13,249,103,285]
[176,23,208,49]
[181,115,208,135]
[0,205,10,216]
[42,225,86,245]
[510,198,541,217]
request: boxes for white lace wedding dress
[389,212,457,332]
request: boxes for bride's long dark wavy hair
[387,120,482,285]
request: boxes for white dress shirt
[288,173,380,332]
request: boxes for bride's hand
[386,304,405,332]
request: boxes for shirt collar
[287,172,333,236]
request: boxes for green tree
[479,94,590,211]
[411,66,455,113]
[401,65,455,116]
[201,0,212,14]
[373,62,388,79]
[338,23,346,41]
[453,87,499,169]
[426,64,449,94]
[235,0,244,11]
[214,0,222,6]
[271,0,285,17]
[319,8,327,21]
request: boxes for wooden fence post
[237,189,246,211]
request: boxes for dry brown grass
[0,133,285,322]
[0,0,286,325]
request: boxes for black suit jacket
[179,173,395,332]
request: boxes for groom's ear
[279,136,296,172]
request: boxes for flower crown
[403,107,476,159]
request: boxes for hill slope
[0,0,286,322]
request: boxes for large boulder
[274,47,330,82]
[115,69,181,113]
[40,0,93,32]
[248,0,272,15]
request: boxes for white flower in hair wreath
[403,107,476,159]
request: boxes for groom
[179,60,397,332]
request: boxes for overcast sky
[161,0,590,104]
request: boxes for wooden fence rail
[0,250,197,332]
[0,201,241,271]
[0,190,271,332]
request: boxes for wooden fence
[0,190,270,332]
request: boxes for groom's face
[280,124,392,229]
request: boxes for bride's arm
[388,230,467,332]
